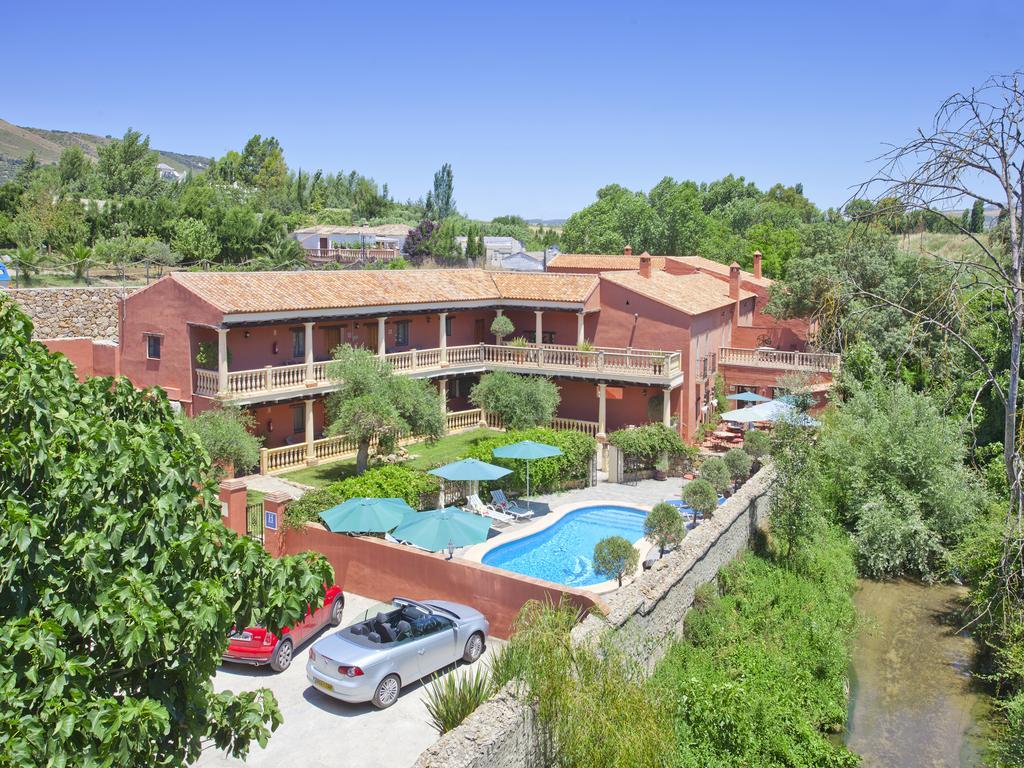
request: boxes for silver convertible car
[306,597,489,709]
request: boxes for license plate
[314,678,333,692]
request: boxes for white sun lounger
[490,489,534,520]
[467,494,515,525]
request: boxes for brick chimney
[624,244,633,256]
[639,255,652,278]
[752,250,763,279]
[729,261,741,299]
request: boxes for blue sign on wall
[264,510,278,531]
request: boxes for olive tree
[186,406,263,476]
[470,370,560,430]
[644,502,686,555]
[326,344,445,473]
[724,448,753,486]
[593,536,639,587]
[743,429,771,460]
[0,299,333,766]
[490,315,514,345]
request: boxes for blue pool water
[482,505,648,587]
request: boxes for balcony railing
[259,408,600,474]
[718,347,841,372]
[195,343,683,399]
[304,248,401,267]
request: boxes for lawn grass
[246,489,265,504]
[278,428,504,488]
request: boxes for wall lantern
[268,419,274,433]
[446,539,455,561]
[244,330,251,338]
[272,341,279,355]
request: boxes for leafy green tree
[470,371,560,430]
[96,129,160,198]
[56,145,91,194]
[644,503,685,555]
[969,198,985,233]
[723,448,753,485]
[698,457,731,495]
[325,345,444,473]
[593,536,639,586]
[170,217,219,263]
[0,300,332,766]
[607,423,691,467]
[240,135,287,190]
[768,422,821,561]
[426,162,455,220]
[11,245,43,285]
[186,407,263,475]
[490,315,514,344]
[682,478,718,520]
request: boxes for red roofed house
[51,257,836,475]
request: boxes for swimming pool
[481,504,648,587]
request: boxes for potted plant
[653,455,669,481]
[508,336,529,363]
[491,315,514,346]
[576,338,595,367]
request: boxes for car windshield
[349,601,399,627]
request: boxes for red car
[223,585,345,672]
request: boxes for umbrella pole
[526,460,531,511]
[438,479,445,510]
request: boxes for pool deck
[460,477,687,594]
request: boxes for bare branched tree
[857,71,1023,625]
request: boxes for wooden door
[474,318,486,344]
[323,327,341,356]
[364,323,379,352]
[318,237,329,250]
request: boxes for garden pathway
[238,473,311,500]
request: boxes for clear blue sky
[6,1,1023,219]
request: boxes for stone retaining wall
[4,287,127,341]
[414,464,775,768]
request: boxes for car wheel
[329,595,345,626]
[372,674,401,709]
[462,632,484,663]
[270,638,293,673]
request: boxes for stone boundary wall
[4,287,128,341]
[414,464,776,768]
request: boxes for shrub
[607,423,695,469]
[423,665,493,735]
[507,336,529,347]
[593,536,639,586]
[698,457,731,495]
[682,478,718,519]
[743,428,771,459]
[470,371,560,430]
[185,407,262,474]
[284,465,437,528]
[467,427,596,495]
[644,502,685,555]
[723,448,753,484]
[853,498,942,579]
[490,314,514,344]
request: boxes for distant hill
[0,118,211,181]
[524,218,566,227]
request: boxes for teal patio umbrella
[318,497,414,534]
[726,391,770,403]
[491,440,563,510]
[428,458,512,507]
[391,506,491,552]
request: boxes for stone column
[217,327,229,395]
[304,321,315,384]
[218,478,248,536]
[534,310,543,348]
[439,378,449,422]
[377,316,387,356]
[597,381,607,441]
[577,311,585,346]
[305,398,316,464]
[439,311,448,365]
[662,387,672,426]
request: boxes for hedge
[283,465,438,529]
[465,427,597,496]
[607,423,696,469]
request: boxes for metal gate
[621,453,644,486]
[246,501,265,544]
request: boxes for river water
[845,579,992,768]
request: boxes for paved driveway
[195,592,498,768]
